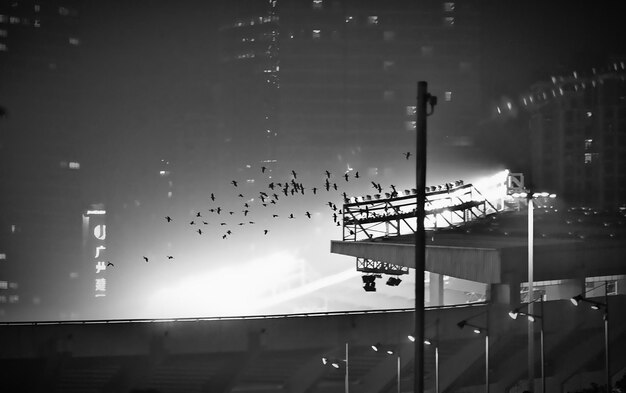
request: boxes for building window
[584,153,598,164]
[345,16,354,23]
[383,60,395,72]
[0,15,6,23]
[0,43,6,52]
[69,161,80,169]
[0,296,6,303]
[312,29,321,39]
[444,2,455,12]
[445,91,452,101]
[9,16,21,24]
[367,16,379,25]
[0,253,5,260]
[406,106,416,116]
[9,295,19,303]
[34,4,41,12]
[69,37,80,45]
[312,0,323,9]
[0,281,7,290]
[0,29,7,37]
[443,16,455,27]
[584,139,593,150]
[383,31,395,41]
[8,282,17,289]
[421,45,433,57]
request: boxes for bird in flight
[165,216,172,222]
[196,212,202,217]
[264,229,269,235]
[355,172,360,179]
[344,173,349,181]
[305,211,311,218]
[291,170,297,179]
[404,152,411,160]
[312,187,318,194]
[210,193,215,201]
[190,220,195,225]
[289,213,295,219]
[106,262,114,267]
[261,166,267,173]
[231,180,238,187]
[197,229,202,235]
[167,255,174,260]
[143,256,149,262]
[325,170,331,178]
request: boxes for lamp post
[570,282,611,392]
[509,298,545,393]
[424,338,439,393]
[457,320,489,393]
[372,343,400,393]
[322,342,350,393]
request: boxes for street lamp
[371,342,400,393]
[570,282,611,393]
[423,337,440,393]
[322,342,350,393]
[457,320,489,393]
[509,298,545,393]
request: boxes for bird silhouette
[165,216,172,222]
[333,183,338,190]
[344,173,349,181]
[190,220,195,225]
[264,229,269,235]
[312,187,318,194]
[404,152,411,160]
[325,170,331,178]
[262,166,267,173]
[106,262,114,267]
[197,229,202,235]
[227,230,232,235]
[222,234,227,239]
[231,180,238,187]
[203,221,209,225]
[291,170,297,179]
[143,256,149,262]
[289,213,295,219]
[355,172,360,179]
[210,193,215,201]
[220,222,227,225]
[272,214,279,218]
[196,212,202,217]
[305,211,311,218]
[216,207,222,214]
[167,255,174,260]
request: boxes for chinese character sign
[85,210,108,298]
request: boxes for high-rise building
[216,0,483,178]
[0,0,85,320]
[525,59,626,208]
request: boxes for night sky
[0,0,624,321]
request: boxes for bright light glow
[371,344,379,351]
[473,328,481,334]
[86,210,106,215]
[527,315,535,322]
[322,357,328,365]
[331,362,340,369]
[424,338,431,345]
[386,350,394,355]
[408,335,416,342]
[508,310,518,319]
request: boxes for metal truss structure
[342,173,513,243]
[355,257,410,276]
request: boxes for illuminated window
[584,139,593,150]
[421,46,433,57]
[405,121,416,131]
[406,106,416,116]
[9,282,17,289]
[0,43,6,51]
[443,16,455,27]
[68,161,80,169]
[312,0,323,9]
[68,37,80,45]
[9,295,19,303]
[345,16,354,23]
[367,16,379,25]
[584,153,598,164]
[59,6,69,16]
[445,91,452,101]
[34,4,40,12]
[0,253,5,260]
[0,29,7,37]
[0,15,6,23]
[444,2,455,12]
[9,16,20,24]
[0,281,7,289]
[383,31,395,41]
[312,29,321,39]
[0,296,6,303]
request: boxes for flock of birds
[137,152,415,264]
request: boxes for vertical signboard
[84,208,107,298]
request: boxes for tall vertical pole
[415,81,428,393]
[435,346,440,393]
[485,334,490,393]
[541,297,546,393]
[604,282,610,393]
[397,355,401,393]
[345,342,349,393]
[528,196,535,391]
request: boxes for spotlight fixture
[424,338,432,345]
[570,294,584,306]
[363,275,378,292]
[322,357,328,365]
[508,310,519,319]
[371,343,380,352]
[386,349,394,355]
[386,276,402,286]
[407,335,415,342]
[473,328,481,334]
[331,362,340,369]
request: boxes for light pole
[321,342,350,393]
[570,282,611,392]
[424,338,440,393]
[509,297,545,393]
[372,342,400,393]
[457,320,489,393]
